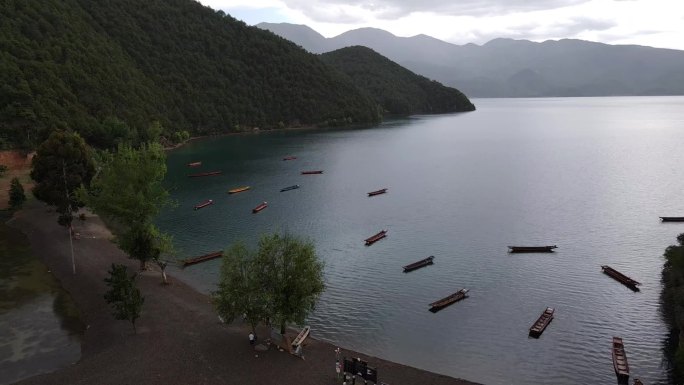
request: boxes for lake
[157,96,684,385]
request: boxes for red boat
[283,156,297,161]
[188,161,202,167]
[188,171,222,177]
[252,201,268,213]
[301,170,323,175]
[368,188,387,197]
[182,251,222,267]
[194,199,213,210]
[364,230,387,246]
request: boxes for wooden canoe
[301,170,323,175]
[188,161,202,167]
[193,199,213,210]
[182,251,223,267]
[508,245,557,253]
[291,325,310,349]
[228,186,250,194]
[601,265,640,292]
[188,171,222,177]
[252,201,268,213]
[364,230,387,246]
[660,216,684,222]
[403,256,434,272]
[280,185,300,192]
[613,337,630,384]
[429,288,469,313]
[528,307,554,338]
[283,156,297,161]
[368,188,387,197]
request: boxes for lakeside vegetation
[662,233,684,381]
[320,46,475,115]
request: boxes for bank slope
[320,46,475,115]
[0,0,380,149]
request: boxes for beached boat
[660,217,684,222]
[301,170,323,175]
[228,186,250,194]
[613,337,630,384]
[283,156,297,161]
[528,307,554,338]
[291,325,310,349]
[508,245,557,253]
[429,288,469,313]
[364,230,387,246]
[252,201,268,213]
[188,171,222,177]
[368,188,387,197]
[280,185,300,192]
[403,256,434,272]
[188,161,202,167]
[601,265,641,291]
[182,251,222,267]
[193,199,213,210]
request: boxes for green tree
[104,263,144,333]
[254,233,325,335]
[0,165,7,177]
[213,242,269,336]
[30,131,95,227]
[662,233,684,382]
[9,177,26,209]
[81,142,172,273]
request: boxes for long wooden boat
[368,188,387,197]
[252,201,268,213]
[613,337,630,384]
[429,288,469,313]
[228,186,250,194]
[301,170,323,175]
[193,199,213,210]
[403,256,434,272]
[633,379,643,385]
[528,307,554,338]
[291,325,310,349]
[601,265,641,291]
[182,251,222,267]
[280,184,300,192]
[188,161,202,167]
[364,230,387,246]
[508,245,557,253]
[188,171,222,177]
[283,156,297,161]
[660,217,684,222]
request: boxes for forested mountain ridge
[258,22,684,98]
[320,46,474,115]
[0,0,382,149]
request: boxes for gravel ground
[8,201,481,385]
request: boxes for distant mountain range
[258,23,684,98]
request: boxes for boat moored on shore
[364,230,387,246]
[252,201,268,213]
[228,186,250,194]
[508,245,557,253]
[188,161,202,167]
[601,265,641,291]
[182,251,223,267]
[613,337,630,384]
[193,199,213,210]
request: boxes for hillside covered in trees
[320,46,475,115]
[0,0,383,149]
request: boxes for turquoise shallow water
[158,96,684,385]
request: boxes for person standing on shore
[249,332,255,346]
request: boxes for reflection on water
[0,215,83,385]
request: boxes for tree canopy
[104,263,144,333]
[0,0,381,149]
[320,46,475,115]
[214,233,325,335]
[662,233,684,382]
[30,131,95,226]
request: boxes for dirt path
[8,202,481,385]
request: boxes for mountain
[320,46,474,115]
[257,23,684,98]
[0,0,381,149]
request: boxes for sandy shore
[8,201,481,385]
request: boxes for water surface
[158,96,684,385]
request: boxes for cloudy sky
[198,0,684,50]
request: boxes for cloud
[282,0,590,21]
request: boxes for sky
[197,0,684,50]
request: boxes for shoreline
[8,201,481,385]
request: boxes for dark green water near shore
[0,214,83,385]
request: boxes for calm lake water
[0,216,83,385]
[158,96,684,385]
